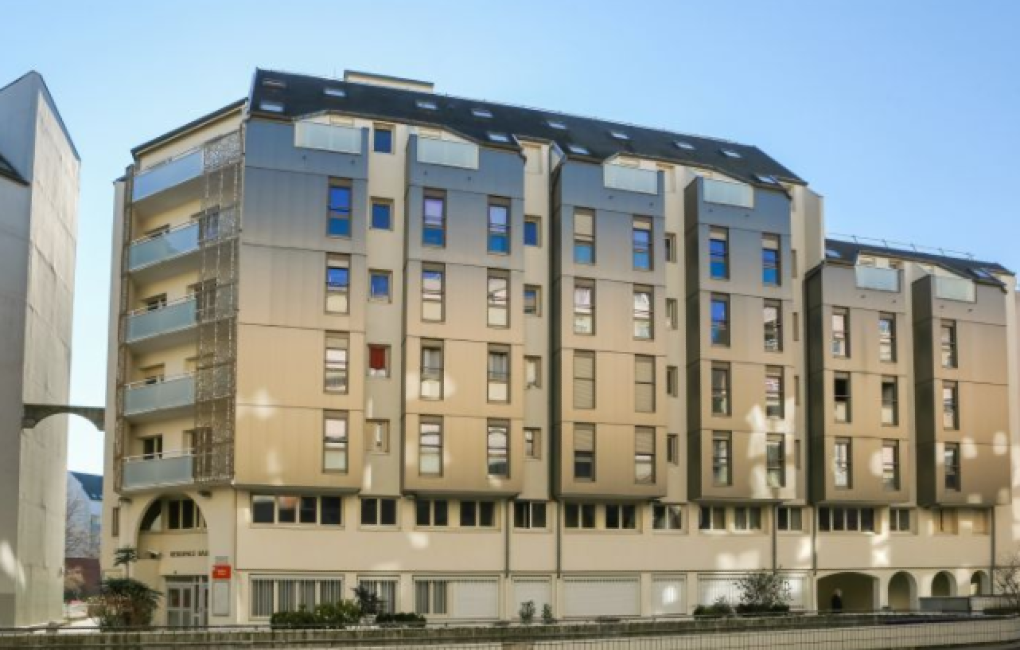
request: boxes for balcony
[603,163,658,195]
[125,296,198,352]
[295,120,362,154]
[855,266,901,292]
[417,137,479,169]
[703,178,754,208]
[935,276,976,302]
[122,451,194,491]
[128,222,200,275]
[132,150,203,202]
[123,373,195,421]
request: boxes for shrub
[88,577,161,629]
[735,570,792,613]
[519,600,536,624]
[351,585,383,617]
[694,598,734,617]
[541,603,555,624]
[270,600,361,629]
[376,612,427,626]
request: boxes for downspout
[504,499,511,578]
[556,501,562,578]
[772,504,778,570]
[991,508,997,594]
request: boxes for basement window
[487,132,510,143]
[472,107,493,118]
[567,144,590,155]
[259,101,284,113]
[323,87,347,98]
[721,149,742,159]
[416,99,438,110]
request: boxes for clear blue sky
[3,1,1018,475]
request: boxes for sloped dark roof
[0,150,27,185]
[70,472,103,501]
[131,98,246,158]
[825,238,1012,285]
[248,68,804,188]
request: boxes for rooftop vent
[344,70,434,93]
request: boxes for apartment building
[102,68,1019,626]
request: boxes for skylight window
[755,174,778,184]
[472,107,493,118]
[416,99,438,110]
[675,141,696,150]
[567,144,590,155]
[610,130,630,141]
[721,149,742,159]
[323,87,346,98]
[487,132,510,143]
[547,120,568,130]
[262,78,287,89]
[259,101,284,113]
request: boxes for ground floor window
[359,578,398,614]
[414,579,449,615]
[250,576,344,618]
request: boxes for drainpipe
[556,501,562,578]
[772,504,778,570]
[990,508,997,594]
[504,499,511,578]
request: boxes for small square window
[324,87,346,98]
[416,99,438,110]
[610,130,630,140]
[568,144,590,155]
[547,120,567,130]
[369,271,391,301]
[721,149,742,159]
[472,107,493,118]
[524,286,541,316]
[371,200,392,230]
[675,141,696,151]
[524,217,541,247]
[373,127,393,154]
[488,132,510,143]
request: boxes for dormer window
[756,174,778,184]
[416,99,438,110]
[487,132,510,143]
[610,130,630,141]
[675,141,696,150]
[472,108,493,118]
[262,78,287,89]
[547,120,568,130]
[721,149,742,159]
[259,101,284,113]
[826,248,843,259]
[568,144,590,155]
[324,87,346,98]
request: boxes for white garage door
[564,576,640,618]
[652,575,686,616]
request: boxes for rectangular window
[766,435,785,488]
[818,507,875,533]
[573,351,596,409]
[666,366,679,398]
[666,298,678,330]
[414,580,449,616]
[777,507,803,532]
[832,308,850,357]
[934,508,958,534]
[633,286,653,340]
[890,508,911,533]
[141,436,163,460]
[371,199,392,230]
[360,498,398,527]
[111,507,120,537]
[834,372,852,423]
[420,340,444,400]
[573,209,596,264]
[667,434,679,465]
[635,355,656,413]
[879,314,897,362]
[513,501,547,529]
[419,418,443,476]
[712,363,731,416]
[605,504,638,530]
[764,300,782,352]
[327,182,352,237]
[368,344,390,378]
[943,381,959,430]
[882,440,900,491]
[369,270,391,301]
[574,425,595,481]
[712,432,732,486]
[834,438,852,489]
[422,265,444,321]
[793,312,800,342]
[881,377,899,425]
[653,505,683,531]
[460,501,496,528]
[487,271,509,328]
[699,506,726,531]
[565,503,597,529]
[487,198,510,254]
[525,356,541,389]
[941,321,958,368]
[415,500,449,527]
[524,428,541,459]
[765,367,784,419]
[487,346,510,403]
[524,216,540,247]
[573,280,595,335]
[252,495,275,524]
[325,333,349,393]
[665,232,677,263]
[423,192,446,247]
[326,255,350,314]
[487,420,509,477]
[373,126,393,153]
[945,443,961,491]
[323,411,349,472]
[762,234,781,286]
[633,218,652,270]
[635,427,655,484]
[734,507,763,531]
[709,227,729,280]
[524,285,541,316]
[367,420,389,454]
[276,497,298,525]
[711,294,730,346]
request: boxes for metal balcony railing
[128,222,200,271]
[123,373,196,417]
[121,450,194,490]
[604,163,658,195]
[935,276,976,302]
[703,178,754,208]
[125,296,198,343]
[855,265,901,292]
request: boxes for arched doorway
[970,571,990,596]
[817,573,879,612]
[887,572,917,611]
[932,571,956,597]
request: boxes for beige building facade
[102,69,1020,625]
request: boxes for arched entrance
[932,571,956,597]
[887,572,917,611]
[817,573,879,612]
[970,571,990,596]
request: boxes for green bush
[541,603,555,624]
[88,577,161,629]
[736,602,790,615]
[694,598,734,617]
[270,600,361,629]
[376,612,427,626]
[519,600,536,624]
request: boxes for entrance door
[167,577,209,627]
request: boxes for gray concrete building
[0,72,79,626]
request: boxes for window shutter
[652,576,685,616]
[635,357,655,412]
[636,428,655,454]
[452,578,499,619]
[574,426,594,452]
[574,352,595,408]
[369,346,387,370]
[574,211,593,237]
[563,576,639,617]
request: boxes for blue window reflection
[372,202,392,230]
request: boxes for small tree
[735,570,792,614]
[541,603,555,624]
[994,550,1020,613]
[351,584,382,617]
[113,547,139,579]
[89,578,161,629]
[519,600,536,624]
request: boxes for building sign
[212,564,232,580]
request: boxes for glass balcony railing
[125,297,198,343]
[703,178,754,208]
[123,373,195,417]
[855,266,901,292]
[417,137,479,169]
[604,164,658,195]
[295,121,362,154]
[936,276,976,302]
[122,451,194,490]
[128,222,200,271]
[132,149,204,201]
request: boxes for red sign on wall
[212,564,232,580]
